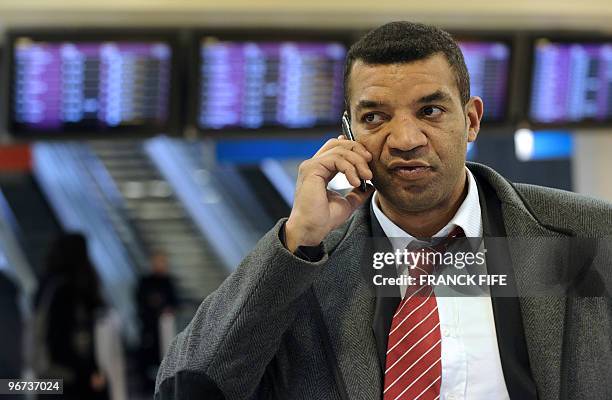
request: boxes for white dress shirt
[371,168,510,400]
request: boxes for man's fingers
[313,154,370,187]
[345,183,376,210]
[332,158,362,187]
[323,147,373,180]
[314,137,372,161]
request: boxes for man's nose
[385,115,428,152]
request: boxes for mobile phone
[341,111,367,192]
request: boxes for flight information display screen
[530,39,612,124]
[197,38,346,130]
[11,37,173,133]
[458,41,511,122]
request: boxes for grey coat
[155,162,612,400]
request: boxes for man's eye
[362,113,383,124]
[422,106,443,117]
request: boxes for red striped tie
[383,226,464,400]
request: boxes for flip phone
[341,111,368,192]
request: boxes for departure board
[11,37,173,132]
[197,38,346,130]
[529,39,612,124]
[458,41,511,122]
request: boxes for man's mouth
[392,166,431,172]
[388,165,433,179]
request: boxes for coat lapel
[369,209,401,377]
[312,204,383,400]
[469,162,569,400]
[501,205,568,400]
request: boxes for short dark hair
[344,21,470,111]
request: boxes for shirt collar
[371,167,483,250]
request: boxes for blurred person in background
[0,271,23,381]
[137,250,178,391]
[33,233,109,400]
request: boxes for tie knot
[405,225,465,277]
[406,225,465,252]
[431,225,465,252]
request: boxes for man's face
[152,253,169,275]
[347,54,482,212]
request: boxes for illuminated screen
[11,37,173,132]
[197,39,346,129]
[530,40,612,124]
[458,41,511,122]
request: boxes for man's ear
[465,96,484,142]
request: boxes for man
[156,22,612,400]
[137,250,178,390]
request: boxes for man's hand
[285,136,374,253]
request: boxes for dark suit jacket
[156,162,612,400]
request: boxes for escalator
[234,165,291,223]
[0,173,62,278]
[89,140,228,327]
